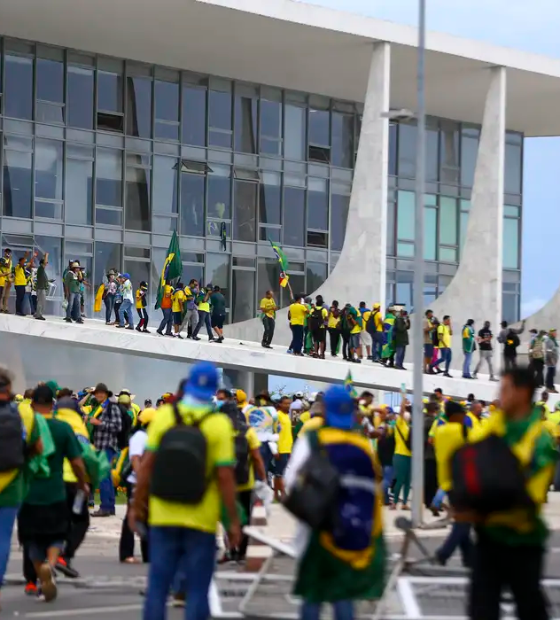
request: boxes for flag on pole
[270,239,290,288]
[344,369,358,398]
[155,231,182,310]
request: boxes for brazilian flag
[155,231,182,309]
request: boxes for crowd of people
[0,360,559,620]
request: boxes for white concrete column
[427,66,506,372]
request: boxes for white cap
[309,391,318,403]
[294,391,304,398]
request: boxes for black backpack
[307,307,323,332]
[116,404,133,450]
[0,403,25,472]
[283,430,340,531]
[366,310,379,335]
[151,404,214,504]
[232,416,251,486]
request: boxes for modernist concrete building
[1,0,559,382]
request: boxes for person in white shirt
[117,274,135,330]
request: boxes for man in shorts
[274,396,293,501]
[210,285,227,343]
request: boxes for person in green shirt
[18,385,88,602]
[64,262,83,324]
[462,319,476,379]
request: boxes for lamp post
[411,0,427,528]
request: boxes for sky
[270,0,560,394]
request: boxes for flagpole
[411,0,426,528]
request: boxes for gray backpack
[0,403,25,472]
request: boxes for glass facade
[0,38,523,322]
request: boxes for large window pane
[425,126,439,182]
[96,149,122,207]
[308,109,329,146]
[331,193,349,252]
[37,58,64,104]
[94,242,122,287]
[232,270,255,323]
[209,90,232,148]
[153,156,178,216]
[440,121,459,184]
[424,208,437,260]
[181,173,204,237]
[283,186,305,246]
[505,142,522,195]
[257,258,279,302]
[98,71,123,113]
[207,168,231,219]
[126,77,152,139]
[124,259,150,296]
[259,172,281,225]
[234,180,257,242]
[306,262,327,294]
[68,66,94,129]
[5,55,33,120]
[234,96,257,154]
[260,100,281,155]
[307,178,328,230]
[35,140,63,202]
[388,123,397,176]
[66,156,93,225]
[182,86,206,146]
[396,271,413,309]
[398,124,416,178]
[206,253,230,303]
[503,218,519,269]
[461,127,479,187]
[155,80,179,141]
[331,113,353,168]
[387,200,395,256]
[3,145,32,218]
[397,190,415,241]
[502,292,519,324]
[285,105,305,161]
[126,161,151,231]
[439,197,458,245]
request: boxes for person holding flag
[155,232,182,337]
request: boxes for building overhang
[2,0,560,136]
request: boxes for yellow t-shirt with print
[361,311,371,332]
[14,265,27,286]
[0,259,12,287]
[260,298,276,319]
[237,427,261,493]
[289,302,308,326]
[327,311,340,329]
[277,411,293,454]
[350,309,362,335]
[135,290,143,310]
[147,404,235,532]
[394,416,412,457]
[172,289,186,313]
[437,324,451,348]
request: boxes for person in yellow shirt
[288,295,308,356]
[371,302,384,362]
[391,395,412,510]
[0,248,13,313]
[274,396,294,501]
[193,285,213,341]
[430,315,453,377]
[327,300,341,357]
[260,290,277,349]
[171,283,186,339]
[135,281,149,333]
[14,252,35,316]
[131,362,240,620]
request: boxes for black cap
[93,382,113,397]
[33,385,54,405]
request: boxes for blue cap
[186,362,219,401]
[324,385,355,430]
[122,273,130,279]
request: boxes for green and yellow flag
[155,231,182,309]
[270,239,290,288]
[345,369,358,398]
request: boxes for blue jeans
[0,506,18,586]
[436,521,472,567]
[432,347,452,373]
[158,307,173,335]
[382,465,394,505]
[144,526,216,620]
[301,600,354,620]
[119,299,134,328]
[289,324,304,354]
[372,332,384,361]
[432,487,446,508]
[259,443,273,478]
[104,293,115,322]
[396,345,406,368]
[100,447,117,512]
[463,351,473,377]
[66,291,81,320]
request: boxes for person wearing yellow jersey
[131,363,240,620]
[274,396,293,501]
[193,285,213,341]
[391,395,412,510]
[288,295,308,356]
[430,315,453,377]
[0,248,13,314]
[14,252,35,316]
[369,302,384,362]
[135,281,150,333]
[347,306,363,363]
[156,280,174,337]
[171,282,186,339]
[465,400,484,433]
[358,302,373,361]
[182,279,200,338]
[260,290,277,349]
[327,300,341,357]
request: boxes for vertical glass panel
[307,178,328,230]
[387,200,395,256]
[439,247,457,262]
[259,172,281,225]
[125,161,151,231]
[460,128,479,187]
[439,197,457,245]
[260,99,281,155]
[209,91,232,130]
[126,77,152,139]
[397,190,415,241]
[329,193,348,253]
[124,259,150,296]
[66,158,93,225]
[331,113,353,168]
[398,124,416,178]
[206,253,230,302]
[96,148,122,207]
[424,208,437,260]
[284,105,306,161]
[440,121,459,184]
[396,270,413,309]
[504,143,522,195]
[283,186,305,246]
[234,95,257,154]
[155,80,179,140]
[397,242,414,258]
[182,86,206,147]
[459,211,469,257]
[308,109,330,146]
[306,262,327,294]
[180,173,204,237]
[502,292,518,324]
[95,242,122,287]
[257,258,279,303]
[388,123,397,176]
[35,139,63,201]
[37,58,64,103]
[5,55,33,119]
[425,126,439,182]
[207,168,231,220]
[503,218,519,269]
[68,66,94,129]
[3,148,33,218]
[232,270,255,323]
[233,180,257,242]
[153,156,178,216]
[98,71,123,113]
